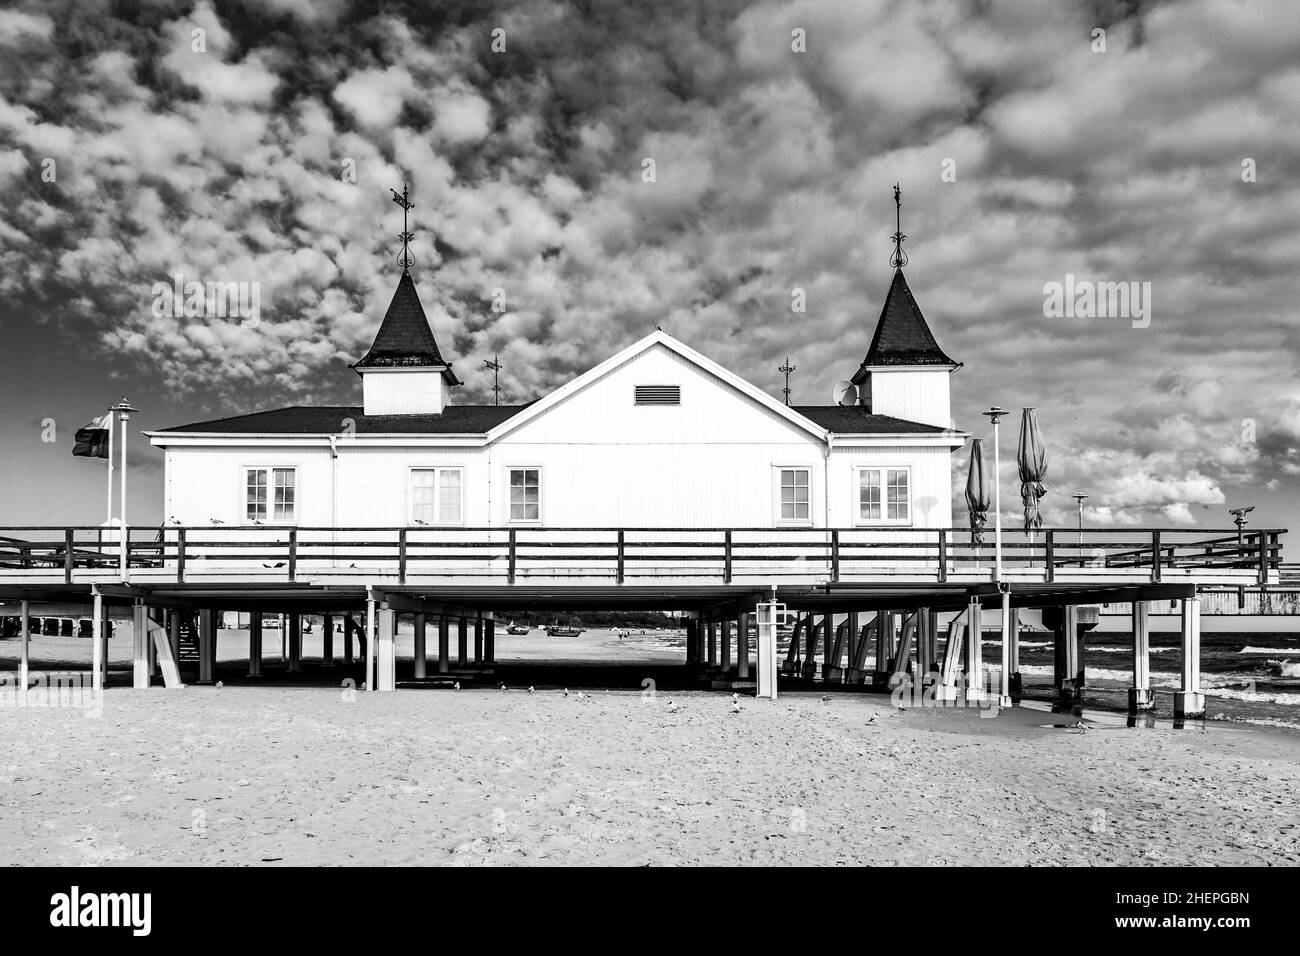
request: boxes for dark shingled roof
[853,269,956,379]
[353,271,460,382]
[156,405,528,435]
[792,407,949,434]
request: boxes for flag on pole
[73,413,112,458]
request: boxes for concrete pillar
[720,619,732,672]
[377,606,396,692]
[344,612,355,664]
[737,610,750,679]
[474,614,484,664]
[965,598,983,700]
[484,618,495,663]
[147,607,158,679]
[755,602,777,700]
[998,590,1012,707]
[91,591,104,694]
[18,599,29,690]
[413,612,427,679]
[458,616,469,666]
[248,611,263,678]
[685,620,698,665]
[1062,605,1079,700]
[132,600,149,689]
[365,597,376,691]
[1174,595,1205,719]
[287,613,301,673]
[322,613,334,667]
[438,615,450,674]
[1129,601,1153,711]
[198,608,216,685]
[707,619,717,667]
[844,611,859,681]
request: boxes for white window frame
[773,465,813,526]
[407,465,465,526]
[854,465,913,527]
[242,465,299,525]
[504,465,543,524]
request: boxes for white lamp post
[982,407,1006,580]
[1072,493,1088,561]
[112,397,138,578]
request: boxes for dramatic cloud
[1,0,1298,527]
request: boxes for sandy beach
[2,671,1297,866]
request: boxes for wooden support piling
[322,613,334,667]
[248,611,263,677]
[413,612,427,679]
[474,614,484,664]
[720,619,732,672]
[287,613,301,673]
[438,614,450,674]
[18,599,29,691]
[737,610,750,679]
[457,616,469,667]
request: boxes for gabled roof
[353,271,461,384]
[792,407,948,434]
[154,405,526,435]
[485,329,830,444]
[852,269,956,381]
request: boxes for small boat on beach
[506,623,531,635]
[546,624,584,637]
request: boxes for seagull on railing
[210,518,225,525]
[413,518,429,526]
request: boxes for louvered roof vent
[634,385,681,405]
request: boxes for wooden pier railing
[0,526,1283,586]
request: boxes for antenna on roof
[484,354,502,406]
[889,183,907,270]
[390,182,415,272]
[778,357,796,406]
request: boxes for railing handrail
[0,524,1287,534]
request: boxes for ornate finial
[390,182,415,271]
[484,354,502,406]
[889,182,908,270]
[778,357,796,406]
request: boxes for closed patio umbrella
[965,438,990,546]
[1017,408,1048,532]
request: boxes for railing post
[288,529,298,582]
[177,528,186,583]
[398,528,408,584]
[1259,532,1270,585]
[1151,530,1161,583]
[508,529,517,584]
[724,530,733,584]
[937,529,947,583]
[830,529,840,583]
[617,530,625,584]
[64,528,74,584]
[1044,529,1054,583]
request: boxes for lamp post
[982,407,1007,580]
[1072,493,1088,561]
[112,397,138,578]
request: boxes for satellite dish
[832,380,858,406]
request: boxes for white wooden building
[146,266,967,529]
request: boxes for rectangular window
[779,468,810,521]
[246,467,295,522]
[634,385,681,405]
[509,468,540,522]
[858,467,910,524]
[410,468,463,525]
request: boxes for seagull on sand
[668,700,681,713]
[453,681,460,691]
[563,688,570,697]
[731,699,742,714]
[528,685,535,694]
[819,695,832,704]
[499,682,508,691]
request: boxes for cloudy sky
[1,0,1297,537]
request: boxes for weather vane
[484,354,502,406]
[390,182,415,271]
[778,357,796,406]
[889,182,908,269]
